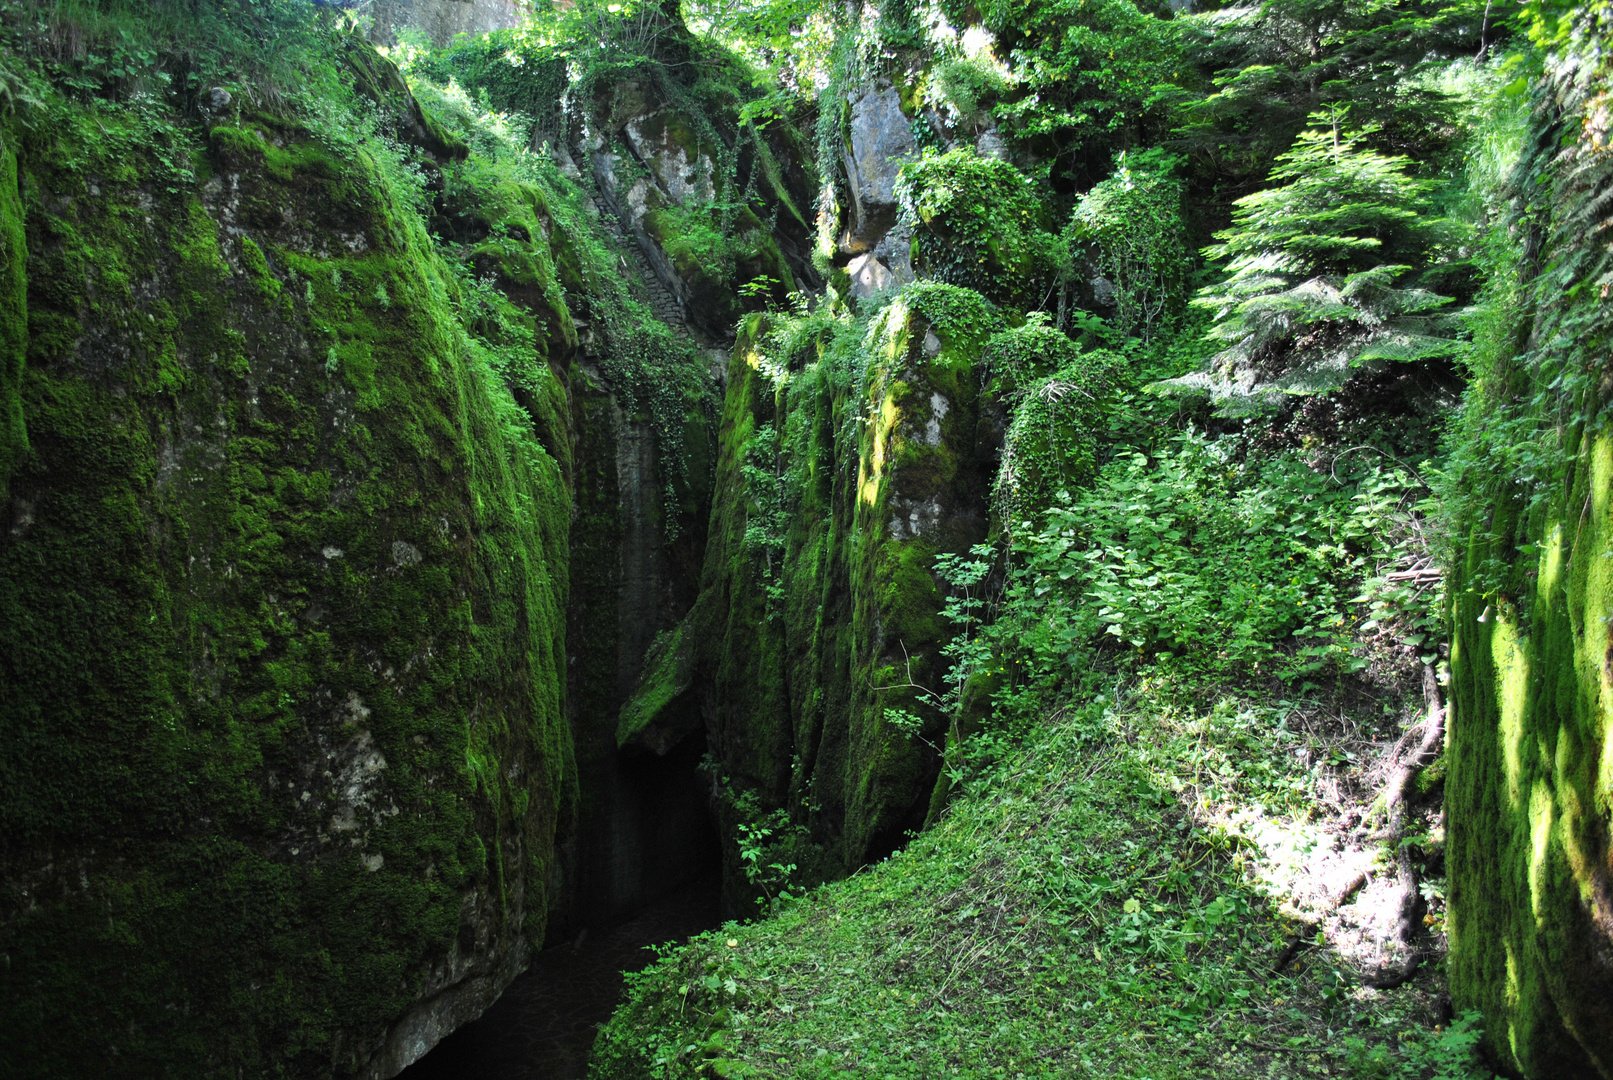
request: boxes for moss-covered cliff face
[1445,7,1613,1076]
[407,25,820,348]
[619,285,999,908]
[0,44,589,1080]
[0,2,1077,1070]
[1449,431,1613,1080]
[0,134,25,507]
[554,356,721,933]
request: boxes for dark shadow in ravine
[398,872,721,1080]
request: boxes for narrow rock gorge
[0,5,991,1074]
[2,1,1612,1078]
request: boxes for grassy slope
[592,677,1484,1080]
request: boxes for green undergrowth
[598,287,1469,1075]
[591,676,1490,1080]
[997,429,1441,690]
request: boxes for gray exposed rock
[841,85,919,253]
[975,127,1008,160]
[873,220,915,285]
[624,111,716,205]
[846,253,894,298]
[363,0,521,47]
[363,891,531,1078]
[1092,275,1117,308]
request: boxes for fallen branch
[1384,568,1444,583]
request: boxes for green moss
[415,97,472,161]
[211,119,349,187]
[617,297,994,907]
[238,234,282,304]
[1447,433,1613,1078]
[617,618,698,749]
[1439,19,1613,1073]
[341,36,469,161]
[0,131,26,506]
[895,151,1058,309]
[0,85,575,1079]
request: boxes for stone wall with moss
[0,4,1039,1069]
[1445,8,1613,1076]
[0,55,580,1080]
[403,32,742,938]
[618,286,998,909]
[0,133,25,507]
[1448,435,1613,1079]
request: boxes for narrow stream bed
[400,874,722,1080]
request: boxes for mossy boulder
[895,150,1058,310]
[0,86,574,1079]
[618,288,997,910]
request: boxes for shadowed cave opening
[400,730,722,1080]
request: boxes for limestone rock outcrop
[617,291,998,905]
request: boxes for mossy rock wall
[619,297,995,908]
[1448,432,1613,1079]
[556,360,719,933]
[0,92,576,1078]
[412,40,732,937]
[562,68,817,343]
[0,133,25,506]
[1445,14,1613,1076]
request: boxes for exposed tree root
[1361,664,1445,989]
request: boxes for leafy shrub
[1343,1009,1493,1079]
[927,52,1018,128]
[0,0,328,106]
[898,280,1000,347]
[1069,149,1191,339]
[946,0,1175,161]
[984,318,1116,524]
[990,431,1435,687]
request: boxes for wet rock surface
[399,875,721,1080]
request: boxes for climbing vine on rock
[896,150,1060,310]
[1068,149,1190,340]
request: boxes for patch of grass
[590,679,1490,1079]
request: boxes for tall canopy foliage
[1168,0,1504,182]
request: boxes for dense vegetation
[0,0,1608,1077]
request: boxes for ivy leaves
[957,0,1176,163]
[1068,148,1191,339]
[895,150,1059,308]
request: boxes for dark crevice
[398,873,720,1080]
[400,733,722,1080]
